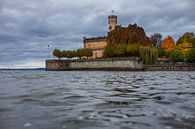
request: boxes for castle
[83,14,118,58]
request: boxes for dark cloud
[0,0,194,68]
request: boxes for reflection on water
[0,71,195,129]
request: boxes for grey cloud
[0,0,194,68]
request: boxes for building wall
[84,38,107,58]
[92,49,104,58]
[84,40,107,49]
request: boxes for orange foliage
[161,35,176,52]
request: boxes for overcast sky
[0,0,194,68]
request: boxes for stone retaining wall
[144,64,195,71]
[45,59,195,71]
[45,59,143,71]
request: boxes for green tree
[186,48,195,62]
[169,50,183,62]
[103,46,115,58]
[139,46,158,65]
[157,48,166,58]
[115,44,127,57]
[127,44,139,56]
[66,50,75,59]
[53,49,63,60]
[192,38,195,48]
[62,50,67,59]
[76,49,84,59]
[85,48,93,58]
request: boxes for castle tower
[108,13,117,32]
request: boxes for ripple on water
[0,71,195,129]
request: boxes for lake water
[0,70,195,129]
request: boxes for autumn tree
[175,32,194,61]
[107,24,151,46]
[176,37,192,59]
[150,33,162,48]
[177,32,195,45]
[161,35,176,53]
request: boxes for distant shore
[0,68,45,71]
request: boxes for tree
[85,48,93,58]
[157,48,166,58]
[115,44,127,57]
[107,24,151,46]
[192,38,195,48]
[169,50,183,62]
[103,46,115,58]
[177,32,195,44]
[76,49,84,59]
[139,46,158,65]
[53,49,63,60]
[127,44,139,56]
[150,33,162,48]
[186,48,195,62]
[62,50,67,58]
[161,35,176,53]
[66,50,75,59]
[176,37,192,60]
[176,32,193,60]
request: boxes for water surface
[0,71,195,129]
